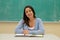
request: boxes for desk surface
[0,34,60,40]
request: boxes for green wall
[0,0,60,21]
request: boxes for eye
[29,10,31,12]
[25,11,28,13]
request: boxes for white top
[28,26,35,29]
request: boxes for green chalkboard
[0,0,60,21]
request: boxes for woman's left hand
[23,30,29,35]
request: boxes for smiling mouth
[28,14,32,16]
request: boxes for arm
[15,19,24,34]
[29,18,45,35]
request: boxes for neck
[29,17,35,21]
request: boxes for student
[15,5,45,35]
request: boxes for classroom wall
[0,0,60,21]
[0,22,60,37]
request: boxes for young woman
[15,5,44,35]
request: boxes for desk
[0,34,60,40]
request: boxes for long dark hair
[23,5,36,27]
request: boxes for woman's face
[25,7,34,19]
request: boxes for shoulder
[36,18,42,21]
[36,18,43,23]
[18,19,24,23]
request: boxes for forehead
[25,7,32,11]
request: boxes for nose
[28,11,31,14]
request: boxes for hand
[23,30,29,35]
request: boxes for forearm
[15,28,23,34]
[29,30,44,35]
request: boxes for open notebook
[15,34,44,37]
